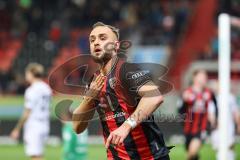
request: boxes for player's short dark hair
[25,63,44,78]
[92,22,120,40]
[189,69,207,85]
[192,69,207,77]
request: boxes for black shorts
[185,132,207,150]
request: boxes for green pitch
[1,97,240,159]
[0,144,240,160]
[0,96,82,119]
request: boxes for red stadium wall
[169,0,218,89]
[0,32,22,72]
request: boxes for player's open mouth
[94,48,102,55]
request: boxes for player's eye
[89,37,95,43]
[100,35,107,41]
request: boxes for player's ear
[114,41,120,51]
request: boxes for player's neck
[192,84,204,93]
[100,56,118,75]
[30,78,42,85]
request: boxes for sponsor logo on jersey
[131,70,149,79]
[109,77,117,89]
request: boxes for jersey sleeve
[24,89,37,110]
[119,63,152,95]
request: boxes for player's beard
[91,51,112,65]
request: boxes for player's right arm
[72,74,105,134]
[10,108,31,140]
[10,88,34,140]
[178,89,193,114]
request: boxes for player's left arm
[106,81,163,148]
[234,111,240,134]
[10,89,34,140]
[231,95,240,134]
[207,100,217,129]
[10,108,31,140]
[127,81,163,125]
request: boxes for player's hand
[105,122,132,149]
[10,129,20,140]
[85,74,106,99]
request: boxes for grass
[0,144,105,160]
[0,144,240,160]
[1,96,240,159]
[0,96,82,119]
[0,95,82,108]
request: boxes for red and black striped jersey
[182,87,213,135]
[90,57,170,160]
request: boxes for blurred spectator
[0,71,11,94]
[49,21,61,42]
[0,0,195,95]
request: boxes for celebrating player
[179,70,216,160]
[10,63,52,160]
[72,22,171,160]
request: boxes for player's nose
[94,38,100,46]
[94,43,100,47]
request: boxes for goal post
[218,13,231,160]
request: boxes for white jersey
[211,94,239,149]
[24,81,52,131]
[223,94,238,135]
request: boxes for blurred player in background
[62,111,88,160]
[10,63,52,160]
[179,70,216,160]
[72,22,172,159]
[210,82,240,160]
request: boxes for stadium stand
[0,0,195,95]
